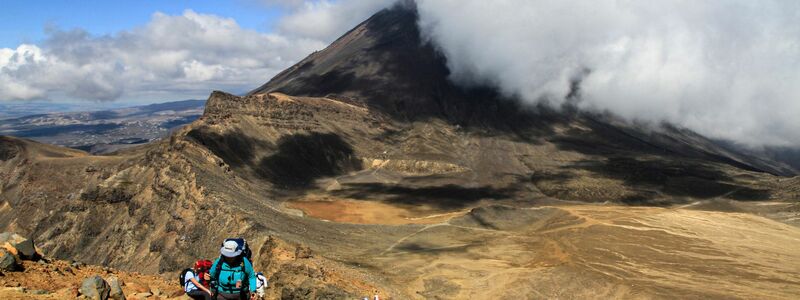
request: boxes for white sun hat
[220,240,242,258]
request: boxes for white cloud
[260,0,307,9]
[0,45,47,100]
[0,9,328,102]
[416,0,800,147]
[274,0,396,42]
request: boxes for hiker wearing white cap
[210,239,257,300]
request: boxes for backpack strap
[239,258,249,298]
[182,269,194,291]
[212,256,223,298]
[181,268,194,289]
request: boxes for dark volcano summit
[251,3,537,128]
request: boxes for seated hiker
[210,239,257,300]
[183,260,214,300]
[255,272,268,299]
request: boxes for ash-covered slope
[250,3,797,177]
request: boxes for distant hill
[0,99,204,154]
[0,101,94,119]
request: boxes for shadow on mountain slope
[186,127,270,168]
[257,133,361,189]
[565,157,772,203]
[332,183,515,210]
[0,136,22,160]
[549,116,776,175]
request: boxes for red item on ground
[194,259,213,287]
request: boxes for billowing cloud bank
[416,0,800,146]
[270,0,396,41]
[0,10,325,101]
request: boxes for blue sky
[0,1,286,48]
[0,0,392,104]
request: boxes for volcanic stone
[0,248,20,272]
[79,275,110,300]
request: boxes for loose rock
[0,248,20,272]
[79,275,111,300]
[12,236,40,261]
[72,261,86,269]
[108,276,126,300]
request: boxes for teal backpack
[212,238,252,297]
[212,257,250,294]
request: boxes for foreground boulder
[12,237,39,261]
[0,232,42,261]
[0,248,20,272]
[79,275,111,300]
[107,276,126,300]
